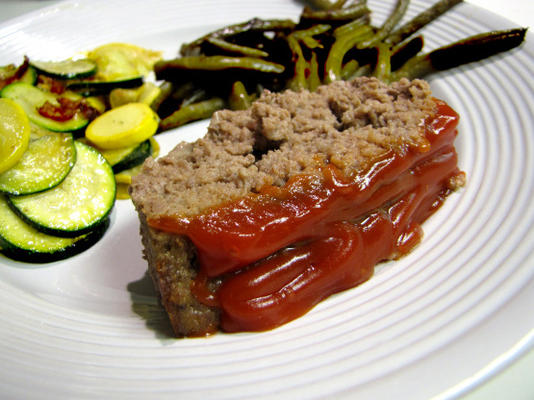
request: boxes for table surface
[0,0,532,399]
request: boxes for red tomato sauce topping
[148,99,462,333]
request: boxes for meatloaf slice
[130,77,462,337]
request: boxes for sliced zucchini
[67,76,143,96]
[0,82,89,132]
[0,64,16,80]
[0,63,36,87]
[19,66,37,85]
[30,58,97,80]
[98,139,152,174]
[114,138,159,200]
[0,132,76,195]
[30,122,56,140]
[84,95,107,114]
[0,195,109,263]
[8,141,116,237]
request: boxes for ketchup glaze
[149,99,463,333]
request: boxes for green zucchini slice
[99,139,152,174]
[0,64,36,86]
[19,66,37,85]
[67,76,143,96]
[8,141,116,237]
[30,122,57,140]
[114,137,159,200]
[0,132,76,195]
[0,82,89,132]
[30,58,97,80]
[0,195,109,263]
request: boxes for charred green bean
[358,0,410,48]
[373,43,392,81]
[392,28,527,80]
[305,0,349,10]
[301,2,370,22]
[386,0,463,46]
[180,18,296,56]
[229,81,252,110]
[287,24,331,90]
[205,37,270,58]
[150,81,174,112]
[159,97,225,131]
[390,35,424,70]
[154,56,285,78]
[325,24,374,82]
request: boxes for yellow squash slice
[0,98,30,174]
[85,102,159,149]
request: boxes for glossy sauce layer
[149,100,462,333]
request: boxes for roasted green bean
[205,37,270,58]
[386,0,463,46]
[305,0,348,10]
[300,2,370,23]
[390,35,424,70]
[229,81,253,110]
[150,81,173,112]
[155,56,285,75]
[159,97,225,131]
[357,0,410,48]
[325,24,373,82]
[287,24,331,90]
[180,18,296,56]
[373,43,392,81]
[392,28,527,80]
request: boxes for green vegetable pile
[153,0,527,131]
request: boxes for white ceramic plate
[0,1,533,399]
